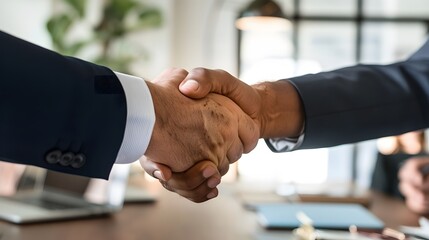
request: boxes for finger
[400,182,426,214]
[159,180,174,192]
[405,198,429,214]
[403,189,429,214]
[153,67,189,86]
[139,157,172,181]
[223,95,259,154]
[159,161,221,202]
[237,110,260,153]
[180,68,260,117]
[399,180,429,207]
[423,177,429,192]
[226,137,243,164]
[398,157,426,186]
[180,187,219,203]
[218,161,230,176]
[399,180,418,199]
[161,176,220,202]
[207,93,258,161]
[167,161,220,191]
[171,178,220,203]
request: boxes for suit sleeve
[0,31,127,179]
[281,39,429,149]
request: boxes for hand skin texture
[398,157,429,214]
[142,68,304,202]
[141,158,220,203]
[140,68,259,201]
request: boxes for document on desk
[255,202,384,230]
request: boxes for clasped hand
[140,68,261,202]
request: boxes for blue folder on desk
[255,202,384,230]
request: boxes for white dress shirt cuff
[266,133,305,152]
[114,72,155,164]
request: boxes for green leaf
[46,0,163,74]
[67,40,88,55]
[64,0,86,17]
[94,55,134,73]
[105,0,137,21]
[137,8,162,28]
[46,14,73,52]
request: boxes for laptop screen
[0,162,129,208]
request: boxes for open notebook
[0,164,130,224]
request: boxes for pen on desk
[382,228,407,240]
[350,226,423,240]
[349,225,386,239]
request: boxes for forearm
[290,60,429,149]
[0,31,128,178]
[252,80,304,139]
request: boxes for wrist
[252,80,304,138]
[144,81,165,156]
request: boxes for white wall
[130,0,174,79]
[0,0,239,77]
[0,0,52,48]
[170,0,246,74]
[0,0,174,80]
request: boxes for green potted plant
[47,0,162,73]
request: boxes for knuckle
[167,67,188,76]
[183,191,210,203]
[214,69,226,75]
[191,67,209,76]
[219,164,230,176]
[176,68,189,76]
[189,197,206,203]
[228,146,243,163]
[161,181,173,192]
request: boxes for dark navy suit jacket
[0,31,127,179]
[287,39,429,149]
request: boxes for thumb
[179,68,260,118]
[139,157,172,181]
[179,79,205,98]
[179,68,240,99]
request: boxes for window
[237,0,429,187]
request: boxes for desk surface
[0,181,422,240]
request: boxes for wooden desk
[0,182,422,240]
[369,191,421,229]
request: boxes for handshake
[139,67,305,203]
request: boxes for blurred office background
[1,0,429,194]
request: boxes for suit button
[71,154,86,169]
[45,150,62,164]
[59,152,74,166]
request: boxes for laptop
[0,163,130,224]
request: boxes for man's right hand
[142,68,259,176]
[179,68,305,139]
[142,67,306,202]
[141,158,220,203]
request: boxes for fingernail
[207,178,220,188]
[203,166,216,178]
[207,190,217,199]
[181,79,199,92]
[153,170,165,181]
